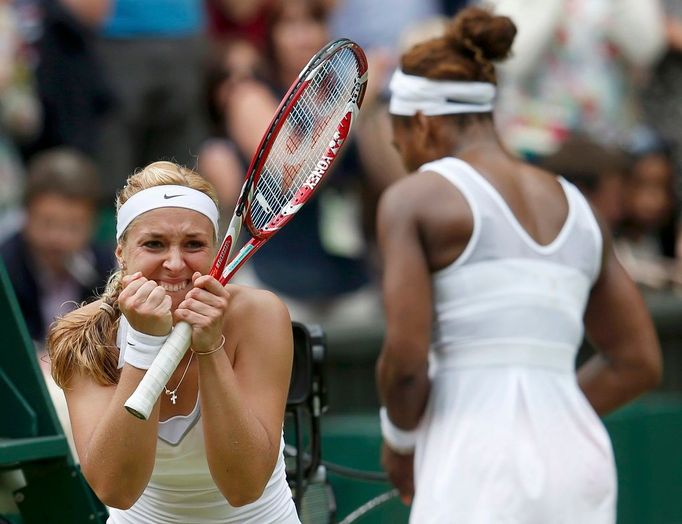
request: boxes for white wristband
[123,325,169,370]
[380,407,417,455]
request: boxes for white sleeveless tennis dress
[409,158,617,523]
[107,320,300,524]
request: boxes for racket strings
[249,49,361,233]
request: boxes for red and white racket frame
[124,39,367,420]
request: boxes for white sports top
[409,158,617,524]
[108,320,300,524]
[427,157,603,371]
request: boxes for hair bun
[445,7,516,62]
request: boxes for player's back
[408,156,616,524]
[423,156,602,367]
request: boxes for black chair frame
[286,322,328,512]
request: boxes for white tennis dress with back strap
[409,157,616,523]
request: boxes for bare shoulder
[224,285,291,336]
[379,170,467,220]
[223,285,293,372]
[225,284,289,317]
[378,170,472,253]
[380,170,453,202]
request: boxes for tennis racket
[124,38,368,419]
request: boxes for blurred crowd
[0,0,681,351]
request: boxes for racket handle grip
[124,321,193,420]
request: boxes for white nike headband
[116,185,220,240]
[388,69,496,116]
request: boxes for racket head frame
[241,38,368,241]
[207,42,349,282]
[124,39,368,420]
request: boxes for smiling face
[116,208,216,310]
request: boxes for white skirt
[410,362,616,524]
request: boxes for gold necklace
[163,353,193,405]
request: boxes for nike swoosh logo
[164,193,184,199]
[128,341,136,347]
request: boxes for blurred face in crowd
[589,171,625,230]
[221,39,264,82]
[24,194,96,275]
[271,0,328,81]
[624,153,675,229]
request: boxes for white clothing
[106,424,299,524]
[108,321,300,524]
[409,158,616,523]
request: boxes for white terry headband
[388,69,496,116]
[116,185,220,240]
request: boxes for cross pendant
[170,392,177,404]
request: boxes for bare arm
[226,79,280,159]
[65,366,160,509]
[176,278,293,506]
[579,222,663,416]
[62,273,174,508]
[375,182,433,429]
[197,140,244,209]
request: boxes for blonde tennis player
[48,162,300,523]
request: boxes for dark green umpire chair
[0,259,107,524]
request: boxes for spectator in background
[205,0,272,51]
[327,0,452,199]
[352,16,452,220]
[616,130,680,290]
[204,0,272,143]
[540,133,630,231]
[642,0,682,259]
[328,0,443,88]
[202,0,381,329]
[0,147,115,344]
[24,0,112,159]
[327,0,472,100]
[0,0,41,240]
[0,146,115,460]
[484,0,665,159]
[200,12,269,215]
[94,0,209,201]
[642,0,682,200]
